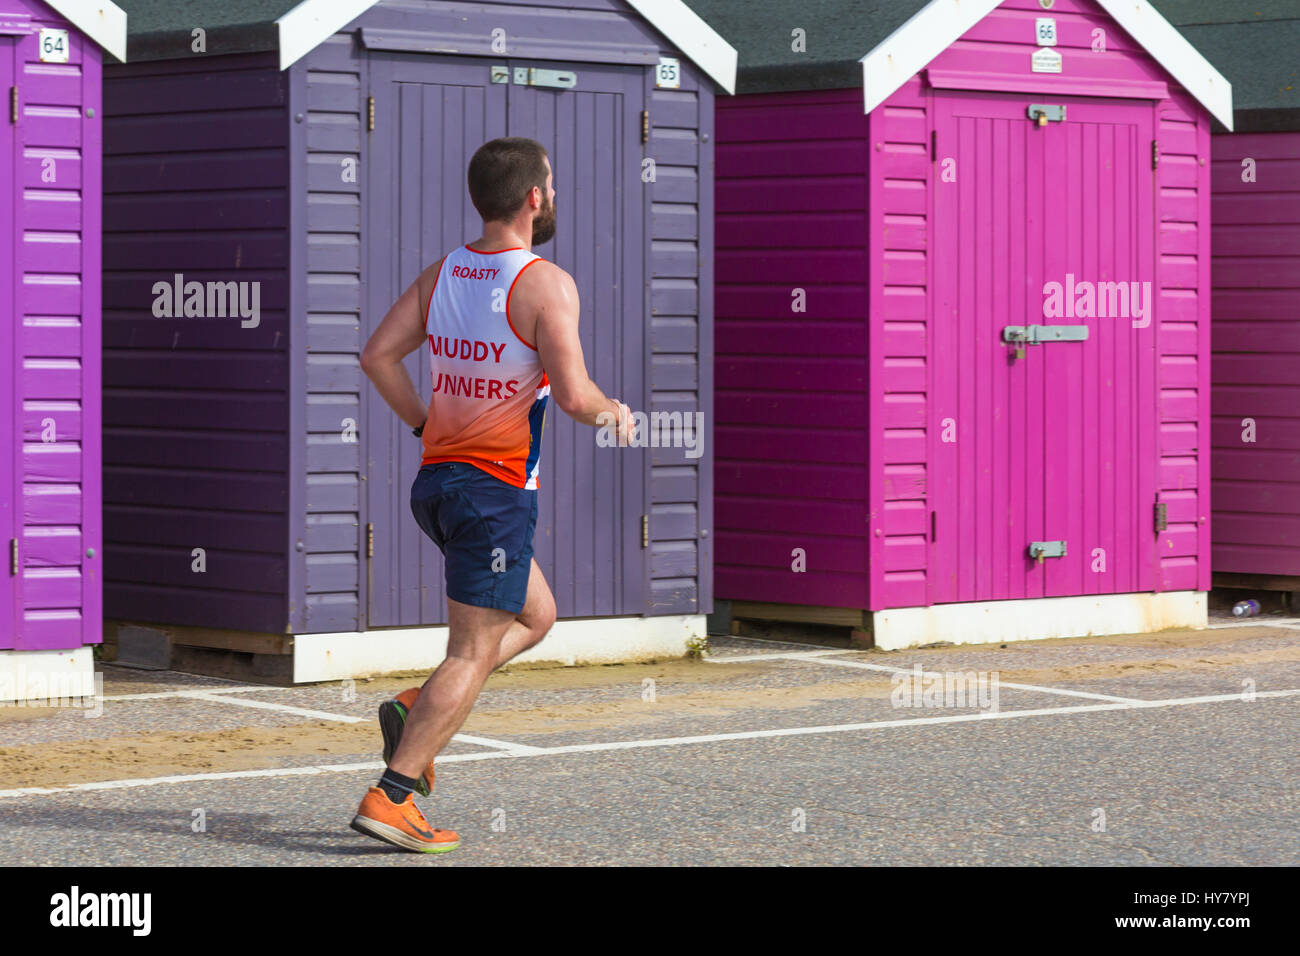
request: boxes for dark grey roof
[682,0,925,94]
[1151,1,1299,124]
[116,0,291,60]
[1149,0,1300,25]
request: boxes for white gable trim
[274,0,736,92]
[276,0,379,71]
[624,0,736,93]
[42,0,127,62]
[859,0,1232,129]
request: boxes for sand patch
[993,646,1300,685]
[0,667,893,789]
[462,676,895,736]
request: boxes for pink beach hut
[690,0,1233,648]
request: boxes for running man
[350,137,635,853]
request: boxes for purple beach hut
[1,0,125,701]
[687,0,1233,649]
[98,0,735,681]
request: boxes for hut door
[0,37,14,646]
[365,57,649,626]
[364,57,508,628]
[931,93,1156,605]
[503,61,649,619]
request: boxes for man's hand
[613,400,637,446]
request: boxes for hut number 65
[39,29,70,63]
[656,57,680,89]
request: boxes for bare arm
[532,265,633,441]
[360,262,438,429]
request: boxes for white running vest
[419,244,550,490]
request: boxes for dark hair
[467,137,549,223]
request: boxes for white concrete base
[293,614,705,683]
[871,591,1207,651]
[0,646,96,703]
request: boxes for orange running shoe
[350,787,459,853]
[378,687,436,796]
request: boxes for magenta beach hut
[1,1,125,701]
[689,0,1233,648]
[1156,3,1300,601]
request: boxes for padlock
[1037,112,1048,128]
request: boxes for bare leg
[388,560,556,778]
[493,559,556,668]
[387,598,512,779]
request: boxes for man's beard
[532,196,556,246]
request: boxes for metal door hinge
[10,538,17,575]
[641,110,649,144]
[366,522,374,558]
[1028,540,1067,564]
[9,86,17,124]
[367,95,375,132]
[1152,140,1159,169]
[930,510,937,542]
[641,514,649,548]
[1154,501,1167,533]
[930,129,937,161]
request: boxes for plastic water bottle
[1232,600,1261,618]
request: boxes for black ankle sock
[378,769,419,803]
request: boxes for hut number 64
[39,29,70,63]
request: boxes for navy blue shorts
[410,462,537,614]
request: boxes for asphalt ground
[0,617,1297,866]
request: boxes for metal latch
[1028,541,1067,564]
[1003,324,1089,358]
[512,67,576,89]
[1028,103,1065,127]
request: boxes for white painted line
[103,683,544,751]
[102,686,276,702]
[704,649,856,663]
[735,654,1147,704]
[2,688,1295,800]
[191,693,366,724]
[450,733,546,754]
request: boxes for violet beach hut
[100,0,734,680]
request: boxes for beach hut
[0,0,125,702]
[99,0,734,681]
[1153,2,1300,601]
[689,0,1232,649]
